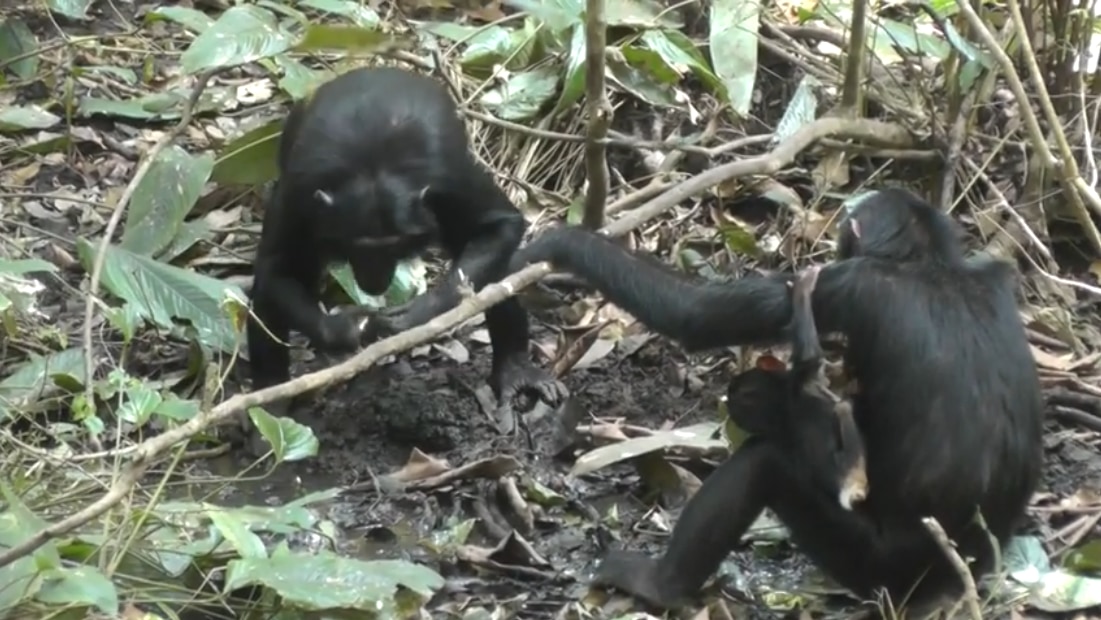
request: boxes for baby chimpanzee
[727,265,868,511]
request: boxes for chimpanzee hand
[490,354,569,433]
[593,550,685,609]
[316,313,362,353]
[358,301,415,344]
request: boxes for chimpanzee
[247,67,565,431]
[730,265,868,511]
[512,188,1044,611]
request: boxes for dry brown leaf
[1031,345,1075,371]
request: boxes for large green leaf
[35,566,118,616]
[224,551,443,612]
[503,0,583,31]
[212,118,282,186]
[297,0,381,28]
[45,0,92,20]
[641,29,721,93]
[294,24,394,53]
[145,6,214,33]
[75,240,245,353]
[0,19,39,80]
[710,0,761,115]
[122,146,213,257]
[181,5,295,74]
[479,65,560,121]
[553,26,586,114]
[0,347,85,420]
[0,106,60,132]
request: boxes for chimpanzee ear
[850,219,862,239]
[314,189,335,206]
[755,354,786,373]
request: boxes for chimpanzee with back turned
[511,188,1043,612]
[247,66,565,437]
[730,265,868,512]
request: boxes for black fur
[248,67,564,433]
[728,265,868,512]
[514,188,1043,611]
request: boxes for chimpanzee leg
[594,438,955,610]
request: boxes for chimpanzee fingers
[318,314,361,352]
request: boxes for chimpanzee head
[836,188,964,264]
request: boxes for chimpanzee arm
[514,226,874,350]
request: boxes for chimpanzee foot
[490,356,568,434]
[593,550,687,610]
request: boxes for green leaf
[606,52,680,108]
[0,19,39,80]
[79,65,138,84]
[212,118,282,186]
[45,0,92,20]
[248,406,320,462]
[158,219,213,263]
[0,259,57,276]
[553,26,586,114]
[295,24,394,53]
[1065,540,1101,573]
[74,240,245,353]
[503,0,583,31]
[35,565,118,615]
[710,0,761,114]
[479,65,560,121]
[207,507,268,559]
[223,551,444,611]
[152,395,200,422]
[0,483,62,570]
[181,5,295,74]
[298,0,381,28]
[117,383,162,427]
[606,0,671,28]
[122,146,213,257]
[774,74,819,143]
[720,222,760,256]
[0,348,86,420]
[641,29,721,92]
[0,106,60,132]
[145,6,214,33]
[274,56,326,100]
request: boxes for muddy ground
[188,289,1101,619]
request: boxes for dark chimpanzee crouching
[729,265,869,511]
[512,188,1044,612]
[247,66,565,441]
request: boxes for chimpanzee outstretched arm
[514,226,873,350]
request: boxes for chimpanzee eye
[314,189,335,206]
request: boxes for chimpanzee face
[312,173,437,261]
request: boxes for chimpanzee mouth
[351,235,405,248]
